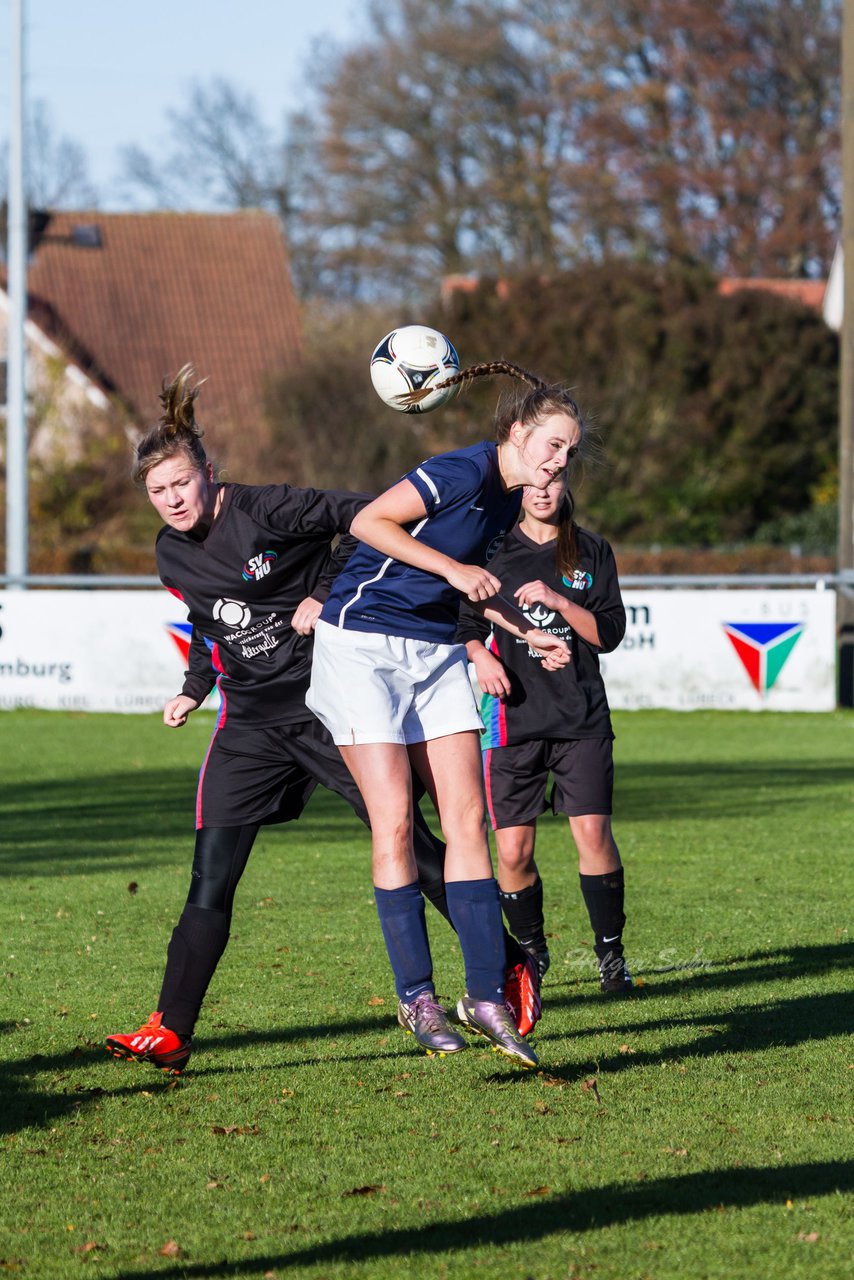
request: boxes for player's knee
[570,813,611,846]
[497,843,534,878]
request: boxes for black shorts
[483,737,614,830]
[195,716,369,829]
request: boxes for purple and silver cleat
[397,992,467,1056]
[456,995,539,1068]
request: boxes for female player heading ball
[458,469,632,998]
[307,360,582,1069]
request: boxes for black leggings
[157,811,454,1038]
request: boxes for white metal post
[5,0,28,586]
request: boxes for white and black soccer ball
[370,325,460,413]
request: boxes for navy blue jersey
[321,441,522,643]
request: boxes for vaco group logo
[722,621,804,695]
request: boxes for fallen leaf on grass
[73,1242,105,1254]
[581,1077,601,1104]
[662,1147,689,1157]
[798,1232,820,1243]
[534,1100,552,1114]
[343,1185,387,1197]
[523,1186,551,1197]
[618,1044,635,1054]
[538,1073,567,1088]
[212,1124,261,1136]
[367,996,385,1006]
[158,1240,181,1258]
[239,1232,256,1241]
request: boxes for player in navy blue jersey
[105,366,455,1075]
[457,472,632,999]
[307,360,583,1068]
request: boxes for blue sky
[0,0,362,200]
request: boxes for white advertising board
[0,587,838,714]
[0,590,215,714]
[602,589,837,711]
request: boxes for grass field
[1,708,852,1280]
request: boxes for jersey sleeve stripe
[415,467,441,505]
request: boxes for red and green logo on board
[722,621,804,695]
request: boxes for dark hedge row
[264,264,838,548]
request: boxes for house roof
[9,209,302,433]
[717,277,826,312]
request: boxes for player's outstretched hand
[514,579,567,613]
[472,648,512,699]
[529,632,571,670]
[447,563,502,602]
[291,596,323,635]
[163,694,200,727]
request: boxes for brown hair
[132,364,209,483]
[554,483,579,580]
[404,359,585,571]
[399,358,584,444]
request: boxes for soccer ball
[370,325,460,413]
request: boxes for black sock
[499,877,547,956]
[579,869,626,961]
[157,904,230,1039]
[418,875,453,926]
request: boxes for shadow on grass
[5,751,852,875]
[0,774,369,874]
[613,758,852,823]
[106,1158,854,1276]
[537,988,853,1084]
[3,943,850,1136]
[547,940,854,1006]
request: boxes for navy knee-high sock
[374,881,434,1003]
[446,878,506,1002]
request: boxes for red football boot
[504,954,542,1037]
[105,1011,192,1075]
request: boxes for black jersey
[456,524,626,745]
[157,483,368,727]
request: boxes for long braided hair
[402,359,584,574]
[132,365,210,483]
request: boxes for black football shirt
[456,524,626,745]
[156,482,368,726]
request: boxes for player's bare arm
[514,579,602,647]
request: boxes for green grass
[1,709,852,1279]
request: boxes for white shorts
[307,620,484,746]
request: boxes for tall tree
[116,0,840,297]
[561,0,840,273]
[0,101,99,209]
[118,79,289,218]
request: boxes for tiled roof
[718,277,826,312]
[13,210,302,432]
